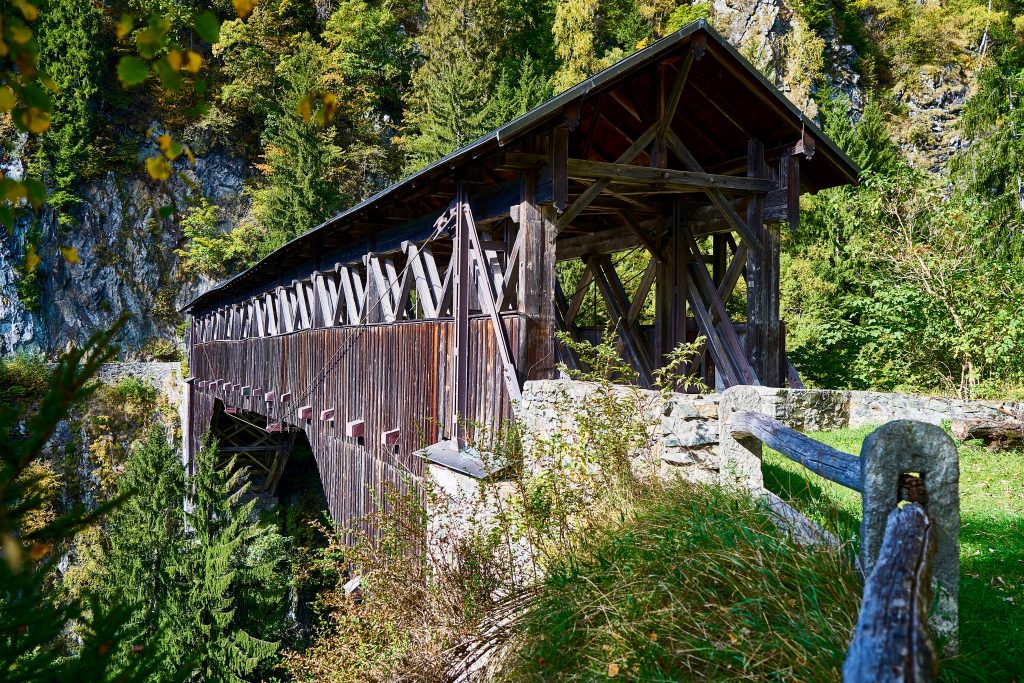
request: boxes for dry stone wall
[519,380,1021,486]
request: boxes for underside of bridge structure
[181,21,860,535]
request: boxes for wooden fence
[723,409,960,683]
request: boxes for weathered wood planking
[189,314,519,536]
[844,502,938,683]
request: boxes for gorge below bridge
[182,21,860,536]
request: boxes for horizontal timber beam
[503,153,777,194]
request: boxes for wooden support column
[655,206,687,366]
[745,139,782,386]
[452,182,471,443]
[518,170,557,381]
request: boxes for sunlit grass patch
[499,479,861,681]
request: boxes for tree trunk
[951,418,1024,451]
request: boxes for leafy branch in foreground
[0,318,159,681]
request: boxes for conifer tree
[97,425,185,673]
[402,0,556,169]
[33,0,106,221]
[0,324,158,680]
[159,437,287,681]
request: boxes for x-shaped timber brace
[193,44,809,427]
[214,406,298,496]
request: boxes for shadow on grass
[763,430,1024,683]
[762,456,861,548]
[942,514,1024,682]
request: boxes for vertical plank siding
[188,315,519,537]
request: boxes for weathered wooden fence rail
[723,409,959,683]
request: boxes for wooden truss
[214,405,298,496]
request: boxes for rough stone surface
[0,142,248,358]
[717,385,766,489]
[848,391,1021,428]
[859,420,960,651]
[521,380,723,485]
[522,380,1012,497]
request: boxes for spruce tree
[403,0,557,169]
[97,425,185,674]
[34,0,106,221]
[0,325,158,680]
[159,437,287,682]
[250,37,345,257]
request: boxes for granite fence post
[859,420,960,652]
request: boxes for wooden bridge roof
[185,20,859,315]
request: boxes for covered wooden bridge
[183,21,859,532]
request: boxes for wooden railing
[723,408,959,683]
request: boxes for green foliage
[95,431,291,680]
[157,437,289,681]
[0,350,49,408]
[785,88,1024,397]
[95,425,185,673]
[0,322,162,679]
[402,0,556,168]
[33,0,106,220]
[665,1,709,33]
[764,425,1024,681]
[249,38,346,256]
[175,193,262,278]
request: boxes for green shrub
[0,351,50,409]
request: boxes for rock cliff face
[0,143,248,358]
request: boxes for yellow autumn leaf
[20,107,51,134]
[116,14,134,40]
[9,24,33,45]
[60,246,79,264]
[0,87,15,112]
[166,49,182,71]
[296,94,312,123]
[0,38,8,58]
[183,50,203,73]
[232,0,258,19]
[14,0,39,22]
[25,244,40,272]
[607,662,620,677]
[156,134,172,154]
[2,533,23,572]
[145,155,172,180]
[2,182,26,203]
[315,93,338,126]
[184,145,196,165]
[28,543,50,561]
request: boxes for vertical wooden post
[452,182,471,444]
[518,170,557,381]
[745,139,781,386]
[655,207,687,369]
[705,233,727,388]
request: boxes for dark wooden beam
[503,153,776,193]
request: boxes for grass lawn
[763,426,1024,682]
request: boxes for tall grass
[495,479,861,681]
